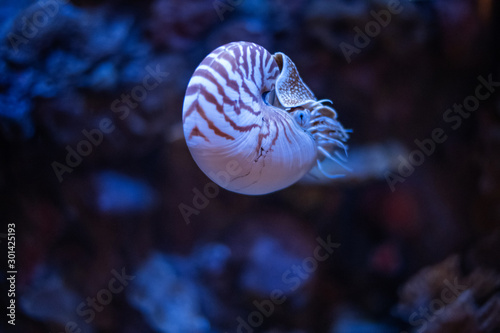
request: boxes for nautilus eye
[182,41,349,195]
[290,108,311,129]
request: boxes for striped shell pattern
[183,41,349,195]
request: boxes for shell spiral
[183,42,349,195]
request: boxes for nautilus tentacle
[182,41,349,195]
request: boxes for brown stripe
[281,117,293,144]
[188,76,234,114]
[199,89,224,114]
[264,51,279,83]
[208,63,241,96]
[234,49,258,101]
[189,125,209,142]
[232,46,242,72]
[194,103,235,140]
[185,84,200,96]
[199,88,260,133]
[219,51,238,75]
[269,119,280,151]
[264,51,273,72]
[242,44,250,82]
[186,79,260,118]
[185,100,235,140]
[250,47,258,87]
[258,50,267,87]
[225,44,261,104]
[184,100,197,119]
[239,99,261,116]
[239,76,259,104]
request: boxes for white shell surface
[182,42,317,195]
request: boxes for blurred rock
[396,254,500,332]
[20,265,94,333]
[228,215,318,297]
[127,252,211,333]
[148,0,218,51]
[206,18,273,52]
[93,170,157,214]
[330,307,397,333]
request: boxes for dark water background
[1,0,499,332]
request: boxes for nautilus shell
[182,41,349,195]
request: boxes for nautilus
[182,41,349,195]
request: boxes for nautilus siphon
[182,41,350,195]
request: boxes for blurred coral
[397,250,500,332]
